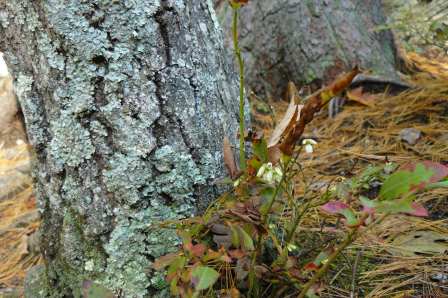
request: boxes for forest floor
[250,50,448,297]
[0,50,447,297]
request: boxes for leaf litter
[250,51,448,297]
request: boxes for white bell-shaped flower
[302,138,317,154]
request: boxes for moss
[50,209,108,297]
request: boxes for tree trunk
[216,0,399,98]
[0,1,241,297]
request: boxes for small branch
[232,8,246,171]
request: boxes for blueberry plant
[152,1,448,297]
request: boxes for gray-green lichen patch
[24,265,49,298]
[103,152,153,205]
[98,145,210,297]
[100,98,158,157]
[48,113,95,171]
[152,145,205,202]
[101,207,183,298]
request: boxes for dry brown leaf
[347,86,378,107]
[268,104,302,148]
[279,66,360,156]
[223,136,238,179]
[268,82,303,148]
[268,145,282,165]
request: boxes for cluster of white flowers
[257,162,283,184]
[233,138,318,187]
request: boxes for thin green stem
[232,8,246,170]
[248,154,298,296]
[297,228,358,298]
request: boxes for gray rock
[399,128,422,145]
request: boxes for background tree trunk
[216,0,399,98]
[0,0,241,296]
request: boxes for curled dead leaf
[268,82,303,148]
[278,66,360,156]
[223,136,238,179]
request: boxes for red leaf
[400,161,448,184]
[191,243,206,257]
[320,201,349,214]
[406,202,429,217]
[304,262,319,271]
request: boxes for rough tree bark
[216,0,399,98]
[0,1,241,297]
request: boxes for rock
[24,265,48,298]
[0,287,22,298]
[399,128,421,145]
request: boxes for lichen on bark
[0,0,242,297]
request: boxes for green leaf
[170,278,179,296]
[253,138,269,163]
[191,266,220,291]
[153,252,179,270]
[237,226,255,251]
[229,224,240,248]
[427,180,448,189]
[167,256,186,276]
[340,208,358,226]
[320,201,358,226]
[375,196,415,214]
[379,164,432,200]
[359,196,378,210]
[259,186,275,216]
[313,250,330,267]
